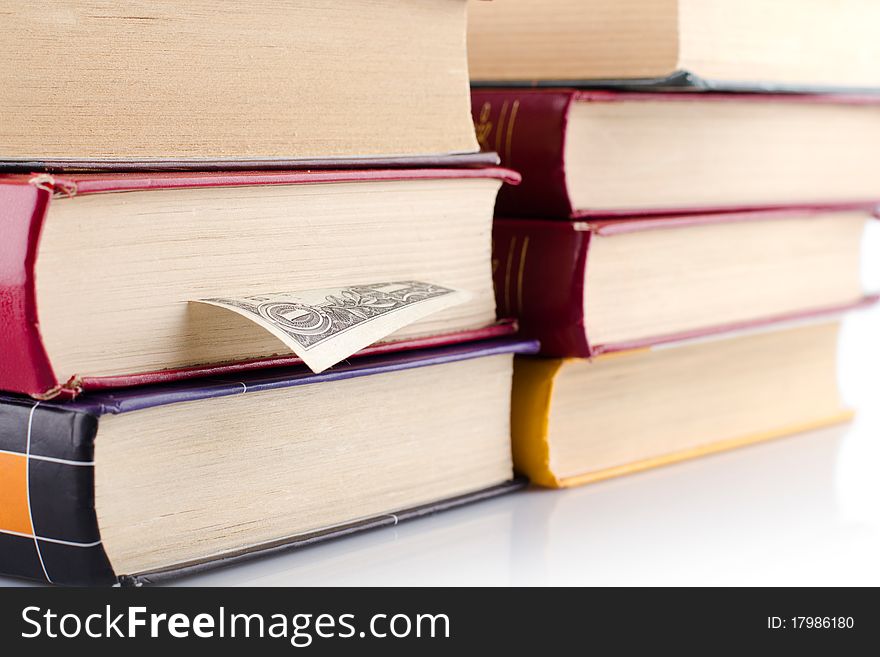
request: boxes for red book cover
[471,89,880,219]
[493,208,879,357]
[473,89,574,218]
[0,168,520,398]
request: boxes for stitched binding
[31,376,84,401]
[28,174,78,198]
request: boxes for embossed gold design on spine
[504,100,520,162]
[494,101,509,154]
[515,235,529,315]
[474,102,494,151]
[503,234,517,315]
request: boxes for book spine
[471,90,575,218]
[0,400,115,585]
[0,180,61,397]
[493,219,592,357]
[510,357,565,488]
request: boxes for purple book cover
[0,338,539,586]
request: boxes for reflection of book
[511,322,852,488]
[179,497,524,587]
[0,339,537,586]
[509,423,848,586]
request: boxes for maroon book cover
[493,209,879,357]
[472,89,880,219]
[473,89,574,218]
[0,168,520,398]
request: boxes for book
[0,168,519,398]
[472,90,880,218]
[0,337,539,586]
[0,0,488,170]
[493,209,877,357]
[467,0,880,91]
[510,321,852,488]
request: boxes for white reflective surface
[3,305,879,587]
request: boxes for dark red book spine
[474,90,880,219]
[0,180,57,395]
[472,89,575,218]
[494,212,880,359]
[493,218,591,356]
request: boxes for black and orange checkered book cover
[0,338,537,586]
[0,402,113,585]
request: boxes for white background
[3,227,879,587]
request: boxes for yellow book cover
[511,321,854,488]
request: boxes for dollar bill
[193,281,470,373]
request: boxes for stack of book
[468,0,880,487]
[2,0,878,588]
[0,1,534,586]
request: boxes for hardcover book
[471,90,880,218]
[468,0,880,92]
[0,338,538,586]
[0,168,519,398]
[511,321,852,488]
[0,0,489,170]
[493,208,878,357]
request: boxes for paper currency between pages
[193,281,470,373]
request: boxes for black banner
[0,586,875,654]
